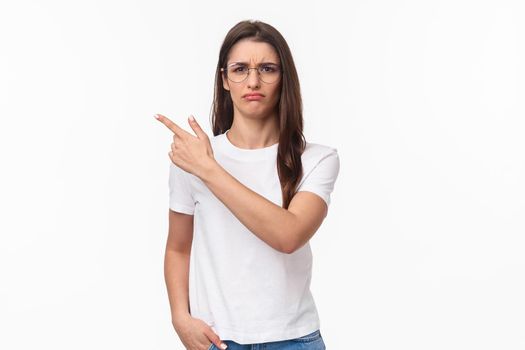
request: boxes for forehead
[227,39,279,64]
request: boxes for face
[222,39,282,120]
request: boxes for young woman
[157,20,340,350]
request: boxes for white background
[1,0,524,349]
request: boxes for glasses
[221,63,282,84]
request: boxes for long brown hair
[210,20,306,209]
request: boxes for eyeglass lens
[226,63,281,83]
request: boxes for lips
[243,93,264,101]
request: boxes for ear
[221,69,230,91]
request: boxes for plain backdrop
[0,0,524,349]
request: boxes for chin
[240,109,270,119]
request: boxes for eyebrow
[228,61,279,66]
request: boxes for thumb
[207,330,228,349]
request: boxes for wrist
[172,312,192,329]
[198,158,221,183]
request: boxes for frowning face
[222,38,282,120]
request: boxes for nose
[246,68,261,88]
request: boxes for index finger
[154,114,191,138]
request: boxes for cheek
[268,87,281,101]
[230,89,242,101]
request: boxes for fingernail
[189,115,195,122]
[154,114,160,119]
[220,343,227,349]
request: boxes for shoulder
[301,142,339,166]
[210,132,224,143]
[296,142,340,206]
[298,142,340,185]
[209,132,227,152]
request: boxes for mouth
[243,93,264,101]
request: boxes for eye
[261,64,277,72]
[233,66,247,72]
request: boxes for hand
[172,314,227,350]
[155,113,216,180]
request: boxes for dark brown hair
[210,20,306,209]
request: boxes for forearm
[200,161,297,253]
[164,249,192,326]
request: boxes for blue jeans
[208,329,326,349]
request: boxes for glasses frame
[220,62,282,84]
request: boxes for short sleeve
[168,162,195,215]
[296,148,340,207]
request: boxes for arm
[200,162,328,254]
[154,114,335,255]
[164,209,194,327]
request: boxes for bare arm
[200,162,327,254]
[164,209,194,327]
[154,114,329,255]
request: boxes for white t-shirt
[168,129,340,344]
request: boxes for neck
[226,112,279,149]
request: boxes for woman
[156,20,339,350]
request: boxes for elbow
[281,238,299,254]
[283,242,307,254]
[281,246,293,254]
[282,246,295,254]
[280,215,302,254]
[281,228,315,254]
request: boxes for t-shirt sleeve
[296,148,340,207]
[168,162,195,215]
